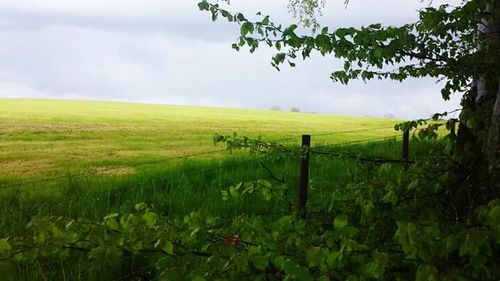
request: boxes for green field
[0,98,399,187]
[2,98,435,280]
[0,98,409,228]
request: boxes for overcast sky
[0,0,463,119]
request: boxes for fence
[295,128,421,217]
[0,123,457,281]
[206,126,448,217]
[0,125,450,215]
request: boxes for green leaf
[373,250,389,266]
[261,188,272,201]
[459,229,488,257]
[362,200,375,216]
[288,24,298,32]
[416,264,439,281]
[395,222,418,255]
[487,206,500,227]
[143,212,159,228]
[262,16,270,25]
[257,179,272,189]
[326,251,341,267]
[283,260,311,280]
[236,13,246,21]
[221,190,229,201]
[234,255,249,271]
[334,215,349,229]
[220,10,233,21]
[229,185,240,197]
[134,203,148,211]
[240,22,254,36]
[275,41,282,50]
[163,241,174,255]
[362,261,384,278]
[305,247,324,267]
[272,53,286,65]
[344,61,350,71]
[197,1,209,11]
[250,254,268,270]
[382,191,398,205]
[338,226,359,237]
[105,217,120,231]
[34,232,46,246]
[0,239,12,258]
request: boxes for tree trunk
[452,1,500,214]
[484,0,500,195]
[488,82,500,196]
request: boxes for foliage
[287,0,326,30]
[214,132,303,158]
[394,109,460,141]
[198,0,498,100]
[2,130,499,280]
[2,157,500,280]
[197,0,500,172]
[221,179,289,203]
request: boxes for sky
[0,0,463,119]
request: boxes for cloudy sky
[0,0,463,119]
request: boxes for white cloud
[0,0,464,119]
[0,81,50,98]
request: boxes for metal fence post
[298,135,311,218]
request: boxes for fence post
[298,135,311,218]
[402,129,410,169]
[449,121,456,155]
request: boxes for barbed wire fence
[0,124,453,218]
[0,123,457,281]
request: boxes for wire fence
[0,123,456,281]
[310,125,394,138]
[1,124,450,190]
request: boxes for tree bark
[484,1,500,195]
[488,83,500,196]
[453,1,500,213]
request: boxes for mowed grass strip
[0,98,399,187]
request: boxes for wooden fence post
[402,129,410,169]
[449,121,456,155]
[298,135,311,218]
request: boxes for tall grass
[1,130,448,280]
[0,138,445,236]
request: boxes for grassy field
[0,98,399,188]
[0,98,448,280]
[0,98,407,228]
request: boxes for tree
[198,0,500,208]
